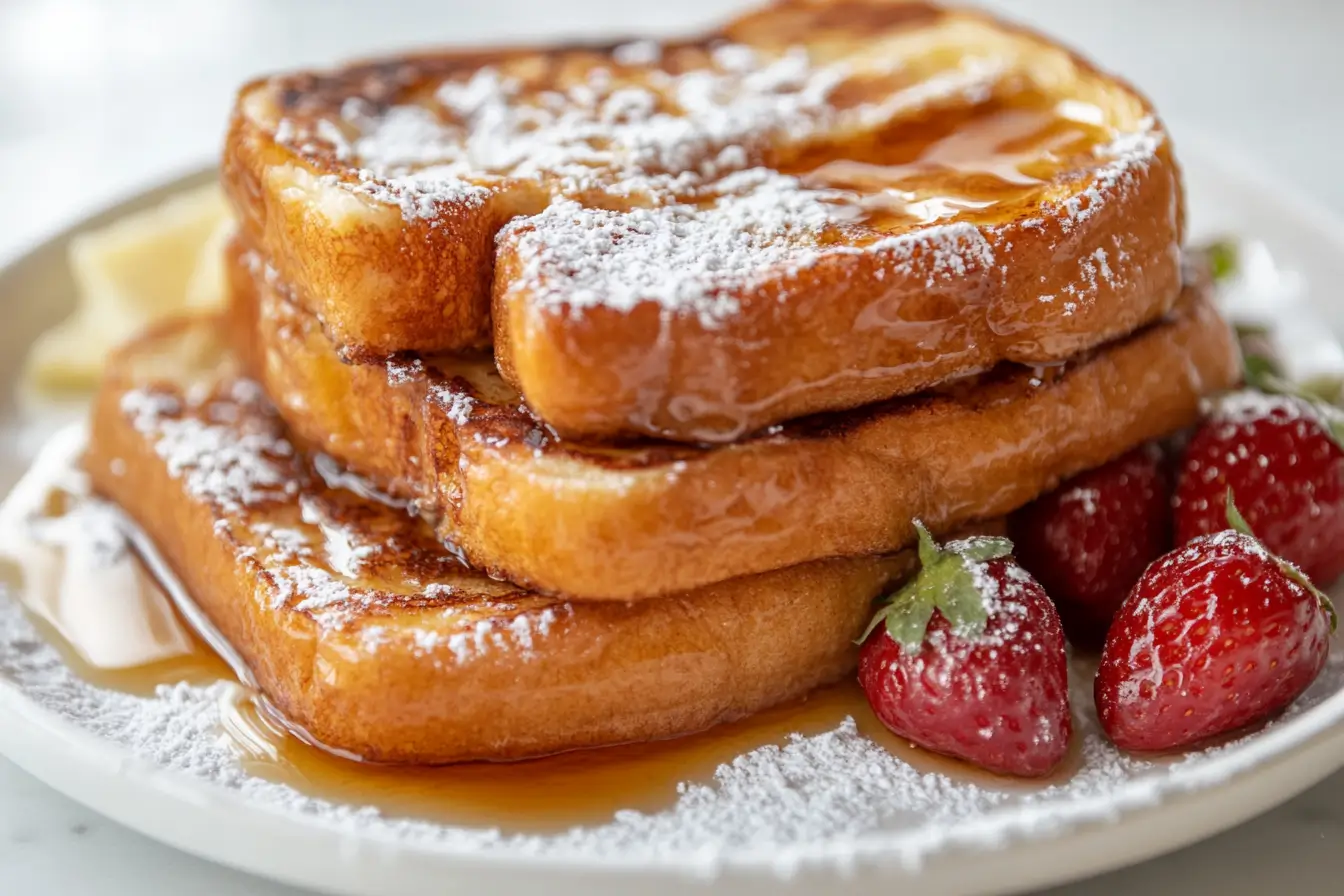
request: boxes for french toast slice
[225,0,1183,442]
[84,316,941,764]
[229,244,1240,601]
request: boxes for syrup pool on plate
[0,425,1068,833]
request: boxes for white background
[1,1,1343,893]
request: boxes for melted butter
[785,95,1117,228]
[423,351,521,405]
[0,426,202,678]
[24,602,233,698]
[2,426,1075,831]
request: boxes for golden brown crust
[492,144,1182,442]
[228,243,1240,601]
[84,318,931,763]
[223,0,1185,442]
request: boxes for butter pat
[24,183,234,393]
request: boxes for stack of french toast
[84,0,1240,764]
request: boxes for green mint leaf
[1206,239,1239,282]
[884,591,938,654]
[948,535,1014,564]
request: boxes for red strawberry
[858,524,1072,777]
[1097,494,1335,752]
[1011,445,1170,646]
[1174,391,1344,584]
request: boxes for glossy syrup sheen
[6,528,1084,833]
[3,435,1079,831]
[41,563,897,831]
[781,93,1117,229]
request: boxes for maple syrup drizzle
[786,95,1115,228]
[2,458,1079,833]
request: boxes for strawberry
[1097,493,1335,752]
[857,524,1071,777]
[1010,445,1170,647]
[1174,391,1344,584]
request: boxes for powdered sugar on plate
[3,261,1344,873]
[0,594,1341,876]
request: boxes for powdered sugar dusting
[499,174,1007,325]
[111,384,563,660]
[1205,389,1338,428]
[1,594,1340,875]
[429,384,476,425]
[1060,486,1101,517]
[5,260,1344,877]
[276,40,859,210]
[500,171,845,325]
[120,386,298,514]
[1057,120,1159,231]
[261,21,1162,326]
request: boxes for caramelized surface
[225,0,1183,441]
[228,250,1239,601]
[84,317,935,762]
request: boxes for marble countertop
[2,1,1343,892]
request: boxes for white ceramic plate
[1,136,1343,896]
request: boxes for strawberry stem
[1224,489,1255,538]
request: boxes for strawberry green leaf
[1234,324,1286,392]
[858,580,908,644]
[947,536,1014,564]
[859,523,1008,649]
[1234,322,1272,339]
[1231,323,1274,360]
[933,560,991,640]
[1233,345,1344,452]
[1243,354,1285,390]
[883,590,938,654]
[1300,375,1344,407]
[914,520,940,569]
[1205,239,1239,282]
